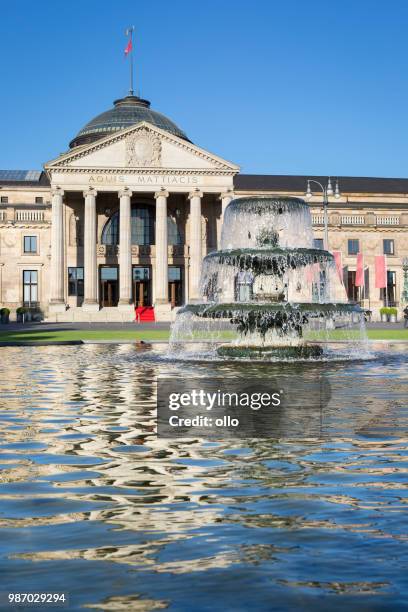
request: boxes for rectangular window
[0,196,8,203]
[35,196,43,204]
[168,266,182,281]
[313,238,324,250]
[23,270,38,306]
[132,266,150,281]
[381,270,397,306]
[345,268,369,302]
[383,239,395,255]
[348,239,360,255]
[24,235,37,253]
[100,266,118,281]
[68,267,84,296]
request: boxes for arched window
[101,212,119,245]
[167,215,183,245]
[101,206,155,246]
[131,206,155,245]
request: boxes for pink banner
[355,253,364,287]
[375,255,387,289]
[305,262,320,283]
[333,251,343,282]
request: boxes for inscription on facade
[88,174,199,186]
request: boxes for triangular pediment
[44,122,239,174]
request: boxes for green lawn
[367,329,408,340]
[0,329,170,343]
[0,327,408,344]
[308,328,408,341]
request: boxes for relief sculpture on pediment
[126,128,161,167]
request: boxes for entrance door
[100,266,119,307]
[133,266,152,307]
[168,266,183,307]
[347,271,358,302]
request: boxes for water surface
[0,345,407,611]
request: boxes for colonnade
[49,187,234,312]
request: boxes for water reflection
[0,345,407,611]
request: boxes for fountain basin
[203,247,334,275]
[177,302,363,347]
[180,302,362,318]
[216,344,324,359]
[226,195,309,215]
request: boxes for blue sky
[1,0,407,177]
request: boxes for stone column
[82,188,99,310]
[118,188,133,308]
[154,189,169,304]
[49,187,65,312]
[188,189,203,302]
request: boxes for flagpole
[126,26,135,96]
[130,27,134,95]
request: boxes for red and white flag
[375,255,387,289]
[124,37,132,56]
[355,253,364,287]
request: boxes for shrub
[0,307,10,316]
[389,307,398,316]
[380,307,389,316]
[16,306,28,315]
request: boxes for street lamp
[306,177,340,250]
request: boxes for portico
[45,119,238,321]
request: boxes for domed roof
[69,95,190,148]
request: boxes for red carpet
[135,306,155,322]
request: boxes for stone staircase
[46,305,179,323]
[47,307,136,323]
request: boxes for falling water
[170,196,368,360]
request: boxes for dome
[69,95,190,148]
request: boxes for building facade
[1,94,407,321]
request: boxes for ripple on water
[0,344,407,611]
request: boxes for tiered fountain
[170,196,365,359]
